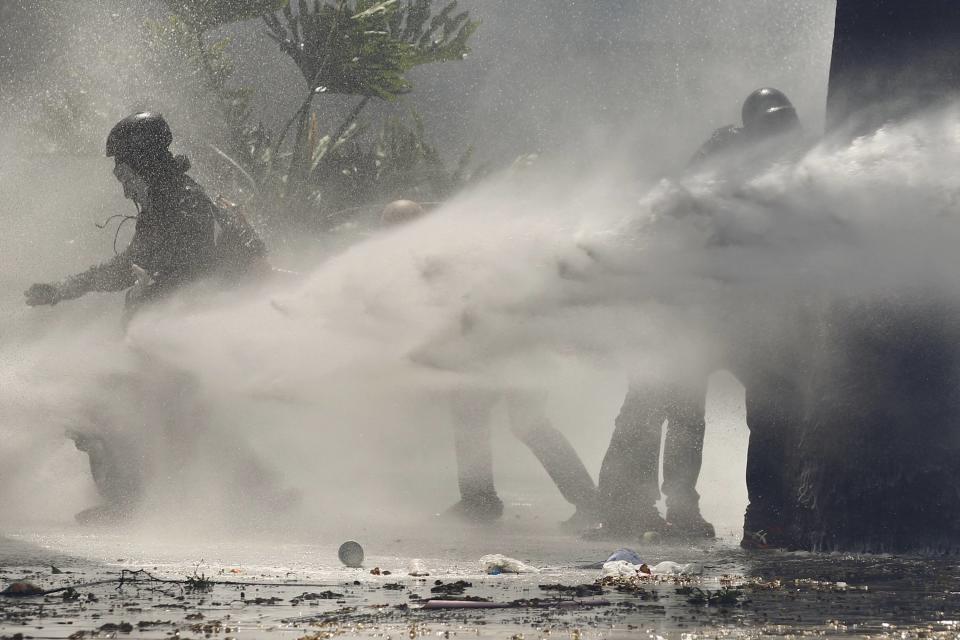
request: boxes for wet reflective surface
[1,525,958,638]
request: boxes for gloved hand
[24,282,60,306]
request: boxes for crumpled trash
[606,548,644,565]
[600,559,701,578]
[580,548,648,570]
[480,554,540,574]
[600,560,651,578]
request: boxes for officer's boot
[507,396,600,532]
[68,430,137,524]
[513,421,600,532]
[443,490,505,523]
[665,496,715,540]
[591,388,667,539]
[444,390,503,523]
[591,451,666,540]
[740,502,792,550]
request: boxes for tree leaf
[352,0,398,20]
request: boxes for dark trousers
[597,379,707,530]
[451,389,598,509]
[741,374,797,531]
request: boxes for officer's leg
[505,391,599,529]
[661,379,714,538]
[742,376,795,548]
[596,383,668,536]
[447,388,503,521]
[71,372,145,524]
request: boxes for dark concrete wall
[789,298,960,552]
[827,0,960,132]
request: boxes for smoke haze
[14,1,948,543]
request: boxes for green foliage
[388,0,479,66]
[27,0,482,233]
[143,0,480,232]
[161,0,289,30]
[312,112,477,227]
[263,0,478,98]
[233,111,478,230]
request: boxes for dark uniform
[596,88,804,542]
[597,378,710,536]
[51,174,217,314]
[26,112,265,523]
[25,113,228,313]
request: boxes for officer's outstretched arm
[25,242,139,306]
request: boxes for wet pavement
[1,525,959,639]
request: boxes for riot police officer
[596,88,804,543]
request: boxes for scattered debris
[422,599,509,610]
[677,586,744,606]
[135,621,172,629]
[539,583,605,598]
[600,560,652,579]
[338,541,364,568]
[60,587,81,601]
[480,554,539,574]
[185,571,213,592]
[1,582,44,597]
[291,591,345,605]
[423,597,612,610]
[600,559,699,580]
[610,581,659,599]
[430,580,472,596]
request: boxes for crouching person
[26,112,267,523]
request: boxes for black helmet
[105,112,172,161]
[749,104,801,138]
[741,88,794,129]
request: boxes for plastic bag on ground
[600,560,649,578]
[600,559,701,578]
[606,548,644,564]
[480,554,540,574]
